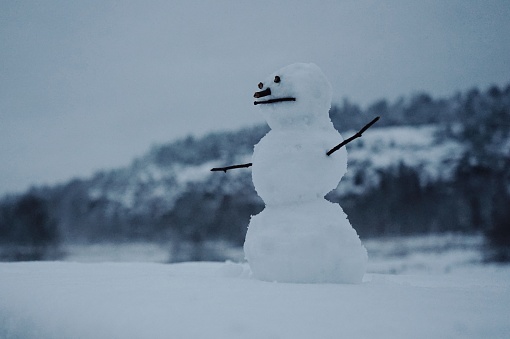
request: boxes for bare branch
[327,116,380,156]
[211,163,253,173]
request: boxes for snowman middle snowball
[244,63,367,284]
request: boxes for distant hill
[1,83,509,261]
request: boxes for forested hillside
[1,84,509,261]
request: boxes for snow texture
[245,200,367,283]
[251,128,346,205]
[246,63,366,283]
[0,261,509,339]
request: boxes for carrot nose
[254,87,271,98]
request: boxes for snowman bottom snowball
[244,200,368,284]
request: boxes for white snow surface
[244,200,367,284]
[1,260,509,339]
[252,128,347,205]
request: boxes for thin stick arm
[327,116,380,156]
[211,163,253,173]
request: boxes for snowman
[212,63,378,283]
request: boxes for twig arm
[327,116,380,156]
[211,163,253,173]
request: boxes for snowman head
[254,63,333,130]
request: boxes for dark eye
[274,76,280,83]
[258,82,263,89]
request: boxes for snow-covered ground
[1,235,509,339]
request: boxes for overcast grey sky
[1,0,510,195]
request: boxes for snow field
[0,261,509,339]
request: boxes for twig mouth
[254,97,296,105]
